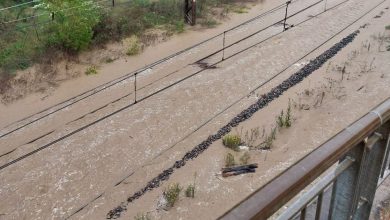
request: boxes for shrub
[222,134,241,151]
[175,21,185,33]
[239,152,250,165]
[85,66,98,75]
[124,36,142,56]
[200,17,219,28]
[185,173,196,198]
[163,183,182,208]
[386,25,390,30]
[185,184,195,198]
[225,152,236,167]
[40,0,102,51]
[134,213,151,220]
[276,101,292,128]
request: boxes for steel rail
[0,1,289,138]
[0,0,349,171]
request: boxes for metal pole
[324,0,327,11]
[191,0,196,25]
[134,73,137,104]
[222,31,226,61]
[283,1,291,31]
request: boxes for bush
[225,152,236,167]
[239,152,250,165]
[134,213,151,220]
[124,36,142,56]
[185,184,195,198]
[85,66,98,75]
[40,0,102,51]
[222,134,241,151]
[386,25,390,30]
[163,183,182,208]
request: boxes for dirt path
[0,0,389,219]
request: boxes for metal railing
[219,98,390,220]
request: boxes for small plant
[200,17,219,28]
[262,126,277,150]
[185,173,196,198]
[239,152,250,165]
[134,212,151,220]
[243,127,261,149]
[105,57,115,63]
[276,101,292,128]
[85,66,98,75]
[277,110,284,128]
[385,25,390,30]
[222,134,241,151]
[163,183,182,208]
[285,101,292,127]
[124,35,142,56]
[185,184,195,198]
[175,21,185,33]
[225,153,236,167]
[232,5,248,14]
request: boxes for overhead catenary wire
[0,1,290,138]
[0,0,353,172]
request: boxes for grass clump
[276,101,292,128]
[185,172,197,198]
[185,184,195,198]
[124,36,142,56]
[222,134,241,151]
[261,127,277,150]
[239,152,250,165]
[225,152,236,167]
[134,212,151,220]
[85,66,98,75]
[163,183,182,208]
[200,17,219,28]
[232,5,248,14]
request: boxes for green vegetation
[134,213,151,220]
[163,183,182,208]
[124,35,142,56]
[386,25,390,30]
[239,152,250,165]
[276,101,292,128]
[185,184,195,198]
[232,5,248,14]
[185,173,196,198]
[222,134,241,151]
[85,65,98,75]
[225,152,236,167]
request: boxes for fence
[219,98,390,220]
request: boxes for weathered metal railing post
[134,72,137,104]
[327,141,365,220]
[329,124,390,220]
[352,126,389,219]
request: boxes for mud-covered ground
[0,0,390,219]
